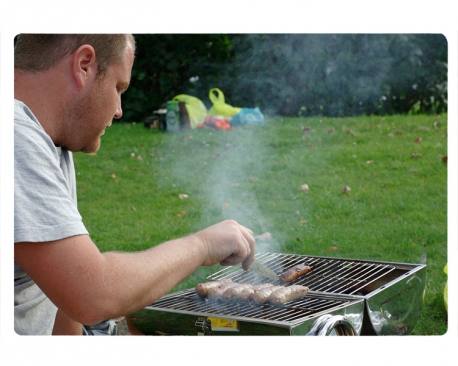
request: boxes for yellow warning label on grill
[208,317,239,331]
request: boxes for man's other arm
[15,220,255,326]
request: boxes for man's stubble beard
[59,79,107,153]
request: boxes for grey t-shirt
[14,99,89,335]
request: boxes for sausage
[279,263,311,283]
[208,282,240,300]
[195,279,232,298]
[252,286,283,304]
[223,284,253,301]
[253,283,275,291]
[239,283,274,302]
[268,285,309,305]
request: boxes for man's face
[62,42,134,153]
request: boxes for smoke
[162,124,284,255]
[153,34,447,260]
[221,34,447,116]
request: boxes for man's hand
[192,220,256,270]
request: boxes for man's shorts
[82,319,118,336]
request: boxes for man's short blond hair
[14,34,135,77]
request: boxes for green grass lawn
[74,114,448,335]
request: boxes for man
[14,34,255,335]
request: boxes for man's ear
[72,45,98,89]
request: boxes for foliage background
[120,34,447,122]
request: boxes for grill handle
[379,274,422,326]
[195,317,213,335]
[307,314,356,336]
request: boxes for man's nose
[114,99,123,119]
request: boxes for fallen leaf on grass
[414,137,422,143]
[302,126,312,132]
[254,232,272,241]
[396,130,403,135]
[177,211,186,217]
[222,202,229,210]
[179,194,189,199]
[381,184,389,188]
[298,184,310,191]
[131,152,135,157]
[136,155,143,161]
[302,126,312,139]
[326,246,341,253]
[342,185,351,194]
[296,237,302,242]
[146,236,150,242]
[346,130,356,136]
[441,156,448,164]
[433,121,442,128]
[299,220,307,225]
[366,160,374,164]
[411,153,422,158]
[327,128,335,134]
[132,206,136,211]
[387,132,394,137]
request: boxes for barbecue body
[128,253,427,336]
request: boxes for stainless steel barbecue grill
[128,253,426,336]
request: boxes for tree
[119,34,234,123]
[120,34,447,122]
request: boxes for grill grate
[147,288,356,325]
[208,253,396,295]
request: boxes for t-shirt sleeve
[14,118,89,243]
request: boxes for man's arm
[52,309,83,335]
[15,220,255,326]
